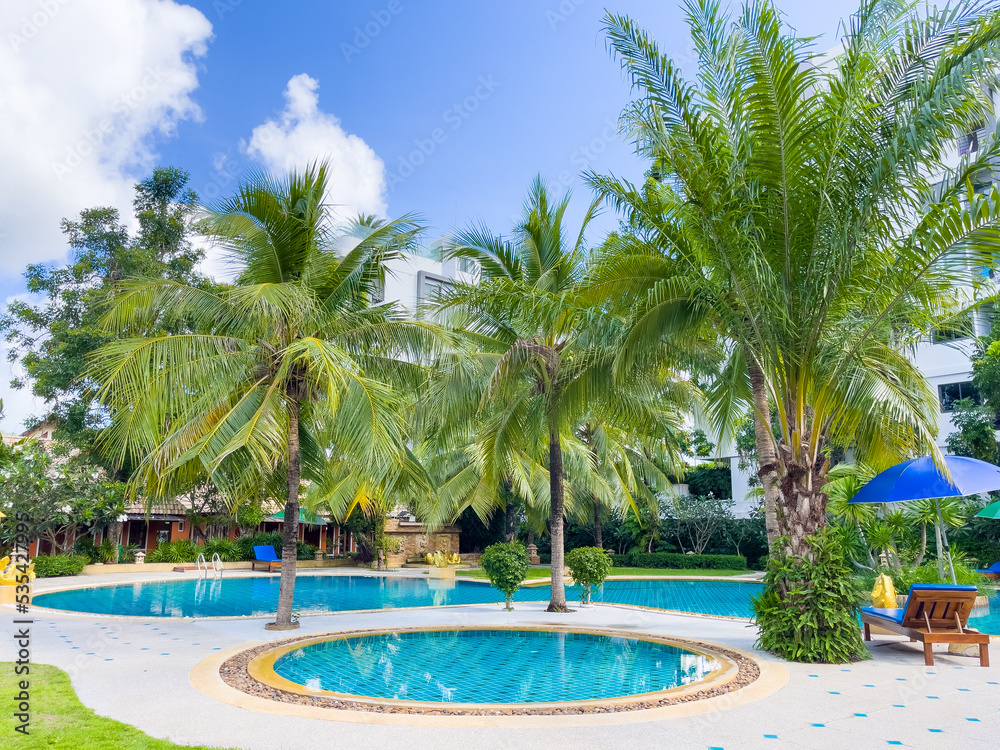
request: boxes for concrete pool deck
[4,569,1000,749]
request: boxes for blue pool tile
[887,742,903,746]
[855,713,867,717]
[929,729,943,733]
[763,735,778,739]
[828,691,840,695]
[958,688,970,692]
[893,704,905,708]
[927,696,939,699]
[966,718,980,722]
[811,723,825,727]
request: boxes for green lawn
[456,566,753,580]
[1,663,229,750]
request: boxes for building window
[931,313,973,344]
[177,521,184,533]
[939,381,981,412]
[457,256,477,274]
[417,272,454,304]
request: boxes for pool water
[271,629,719,703]
[33,575,762,619]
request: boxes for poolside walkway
[5,569,999,749]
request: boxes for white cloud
[0,0,213,277]
[245,73,388,219]
[0,293,42,434]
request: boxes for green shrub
[33,555,89,577]
[72,537,99,564]
[752,529,869,664]
[97,539,118,563]
[609,552,747,570]
[539,553,551,565]
[201,539,242,562]
[565,547,613,603]
[756,553,769,571]
[233,532,316,561]
[480,542,529,610]
[145,540,200,564]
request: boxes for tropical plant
[91,162,440,629]
[565,546,613,603]
[945,398,1000,464]
[480,541,529,610]
[588,0,1000,660]
[431,176,690,612]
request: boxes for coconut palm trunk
[593,499,603,549]
[547,425,568,612]
[271,396,301,630]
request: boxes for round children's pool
[258,628,725,705]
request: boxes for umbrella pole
[936,498,957,585]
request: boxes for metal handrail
[211,552,223,580]
[195,553,207,579]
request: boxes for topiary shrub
[752,528,869,664]
[565,546,613,604]
[480,542,529,610]
[33,555,89,577]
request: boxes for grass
[456,566,754,580]
[1,662,229,749]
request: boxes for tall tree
[91,163,438,629]
[434,176,688,610]
[587,0,1000,658]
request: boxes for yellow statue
[0,556,34,585]
[871,573,897,608]
[448,552,461,565]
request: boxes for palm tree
[433,176,688,610]
[588,0,1000,564]
[92,163,438,628]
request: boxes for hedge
[610,552,747,570]
[32,555,89,578]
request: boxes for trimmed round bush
[481,541,529,610]
[565,546,613,603]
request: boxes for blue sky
[0,0,858,429]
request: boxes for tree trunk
[504,489,517,543]
[749,360,780,550]
[593,499,603,549]
[774,442,829,558]
[270,398,301,630]
[914,522,928,567]
[547,427,568,612]
[107,520,123,564]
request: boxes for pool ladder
[195,553,224,580]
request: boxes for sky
[0,0,859,430]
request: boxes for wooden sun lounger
[861,584,990,667]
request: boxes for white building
[381,234,476,312]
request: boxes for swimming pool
[265,629,721,704]
[33,574,763,619]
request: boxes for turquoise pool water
[272,629,718,703]
[33,575,762,619]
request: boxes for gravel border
[220,627,762,716]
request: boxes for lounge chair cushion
[907,583,977,593]
[861,606,905,624]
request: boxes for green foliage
[201,539,242,562]
[945,398,1000,464]
[684,463,731,499]
[753,530,869,663]
[480,542,529,610]
[145,540,200,564]
[680,429,715,458]
[663,493,734,555]
[565,546,613,603]
[32,555,89,577]
[612,552,747,570]
[973,337,1000,419]
[0,168,212,463]
[0,440,126,556]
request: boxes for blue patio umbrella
[849,455,1000,583]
